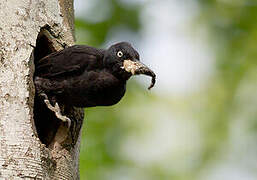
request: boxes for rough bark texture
[0,0,83,179]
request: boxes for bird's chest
[80,72,127,107]
[64,71,127,107]
[97,82,126,106]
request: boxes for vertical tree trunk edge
[0,0,83,179]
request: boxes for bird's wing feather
[35,45,105,79]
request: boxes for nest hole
[33,26,61,147]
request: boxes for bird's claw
[40,93,71,128]
[53,102,71,128]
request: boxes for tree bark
[0,0,83,179]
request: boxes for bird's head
[103,42,156,89]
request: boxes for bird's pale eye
[117,51,123,58]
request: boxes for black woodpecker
[34,42,156,126]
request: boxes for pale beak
[122,59,156,90]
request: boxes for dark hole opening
[33,27,60,147]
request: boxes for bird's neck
[105,65,132,81]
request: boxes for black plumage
[34,42,156,108]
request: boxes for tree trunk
[0,0,83,179]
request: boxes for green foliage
[76,1,143,178]
[196,0,257,168]
[75,0,141,46]
[76,0,257,179]
[80,83,154,180]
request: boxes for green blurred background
[74,0,257,179]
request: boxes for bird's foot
[39,93,71,128]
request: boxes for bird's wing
[35,45,105,79]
